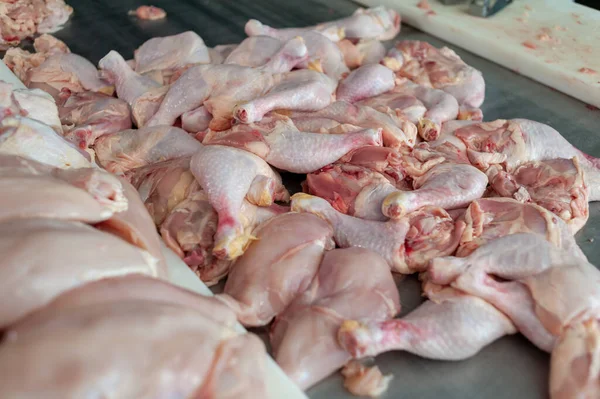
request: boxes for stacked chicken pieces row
[0,46,270,399]
[2,5,600,398]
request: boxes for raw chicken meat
[146,37,308,130]
[98,50,168,127]
[129,5,167,20]
[426,232,600,398]
[160,191,287,285]
[181,105,212,133]
[3,33,70,81]
[133,31,210,76]
[339,285,516,360]
[270,247,400,390]
[356,91,427,125]
[382,162,488,219]
[58,89,132,148]
[290,101,417,149]
[295,31,349,80]
[245,6,400,42]
[0,81,62,132]
[260,125,383,174]
[0,0,72,48]
[341,360,392,398]
[26,53,113,100]
[384,40,484,119]
[94,125,202,174]
[43,275,237,326]
[0,217,160,328]
[393,79,459,141]
[0,276,268,399]
[488,157,589,233]
[305,163,399,220]
[550,319,600,399]
[291,193,463,273]
[455,198,584,259]
[224,35,283,67]
[0,116,91,169]
[37,0,74,34]
[190,144,289,260]
[337,39,386,69]
[96,177,169,278]
[0,154,126,223]
[233,69,338,125]
[33,33,70,54]
[337,146,406,184]
[336,64,395,103]
[216,212,334,327]
[208,43,238,64]
[445,119,600,201]
[126,157,199,225]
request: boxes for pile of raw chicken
[1,5,599,398]
[0,0,72,48]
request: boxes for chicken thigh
[489,157,588,233]
[455,197,584,259]
[271,247,400,390]
[126,157,199,225]
[26,53,112,100]
[447,119,600,200]
[58,89,132,148]
[160,191,287,285]
[94,125,202,174]
[217,212,334,326]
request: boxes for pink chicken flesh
[216,212,334,327]
[271,247,400,390]
[0,275,268,399]
[291,193,463,274]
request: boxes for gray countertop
[49,1,600,397]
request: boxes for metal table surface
[50,1,600,398]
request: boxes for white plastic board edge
[0,59,307,399]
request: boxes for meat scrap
[128,5,167,20]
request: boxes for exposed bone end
[417,118,440,142]
[382,190,409,219]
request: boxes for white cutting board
[356,0,600,108]
[0,59,307,399]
